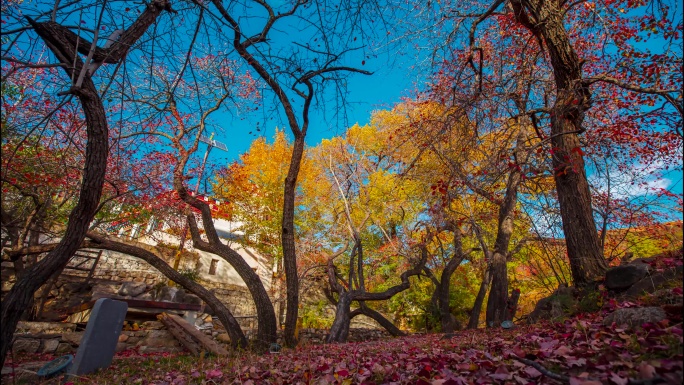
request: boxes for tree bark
[186,214,277,351]
[511,0,606,286]
[325,243,428,342]
[281,135,305,347]
[485,161,522,327]
[171,127,277,351]
[468,264,491,329]
[326,292,352,343]
[437,225,468,333]
[0,2,171,366]
[485,252,508,327]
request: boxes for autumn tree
[424,0,682,287]
[213,130,320,327]
[195,0,380,346]
[0,0,175,365]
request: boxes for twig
[512,356,570,384]
[627,378,667,385]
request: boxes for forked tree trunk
[173,136,277,350]
[185,215,277,351]
[436,259,464,333]
[325,243,428,342]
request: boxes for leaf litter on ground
[7,291,682,385]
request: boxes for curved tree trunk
[172,126,277,351]
[438,254,466,333]
[356,302,406,337]
[186,216,277,351]
[0,2,171,366]
[86,234,248,348]
[1,25,107,368]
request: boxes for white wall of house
[141,218,273,291]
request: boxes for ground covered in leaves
[6,294,681,385]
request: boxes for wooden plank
[158,313,201,355]
[161,313,229,356]
[65,299,202,315]
[122,299,201,311]
[67,300,98,314]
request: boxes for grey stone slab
[68,298,128,376]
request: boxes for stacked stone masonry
[12,320,393,356]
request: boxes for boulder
[605,264,649,290]
[180,293,202,306]
[60,282,92,295]
[55,342,73,354]
[624,266,683,298]
[91,282,121,300]
[137,292,154,301]
[41,338,60,354]
[138,330,181,349]
[157,286,179,302]
[527,285,576,322]
[13,338,40,354]
[216,333,231,343]
[17,321,76,334]
[603,307,666,328]
[118,282,148,297]
[141,321,164,330]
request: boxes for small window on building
[209,259,219,275]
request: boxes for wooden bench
[66,299,202,323]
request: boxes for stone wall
[62,249,197,286]
[11,321,183,355]
[201,283,257,319]
[11,320,393,356]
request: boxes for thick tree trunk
[467,264,491,329]
[485,165,522,327]
[513,0,606,286]
[438,256,465,333]
[550,117,606,285]
[326,292,352,343]
[0,2,170,366]
[86,234,248,348]
[281,135,305,347]
[1,28,107,368]
[504,289,521,322]
[485,252,508,327]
